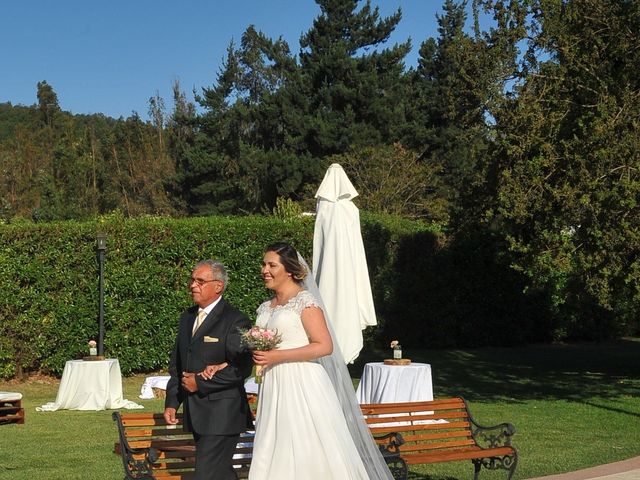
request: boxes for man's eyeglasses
[188,277,221,287]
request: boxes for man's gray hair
[195,259,228,292]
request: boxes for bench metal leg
[473,454,518,480]
[384,455,407,480]
[473,459,482,480]
[506,454,518,480]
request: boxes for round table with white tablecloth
[37,359,143,411]
[356,362,433,404]
[139,375,171,399]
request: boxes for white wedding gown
[248,290,370,479]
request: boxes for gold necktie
[192,310,207,334]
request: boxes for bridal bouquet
[240,326,282,351]
[240,326,282,383]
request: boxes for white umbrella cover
[313,163,377,363]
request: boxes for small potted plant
[88,340,98,356]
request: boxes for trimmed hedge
[0,216,289,377]
[0,213,430,378]
[0,213,544,379]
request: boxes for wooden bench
[0,392,25,425]
[113,411,254,479]
[362,397,518,480]
[113,411,404,479]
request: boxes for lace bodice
[256,290,321,349]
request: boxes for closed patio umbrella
[313,163,377,363]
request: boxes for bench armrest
[461,398,516,449]
[376,432,406,455]
[112,411,155,479]
[471,420,516,448]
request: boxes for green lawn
[1,339,639,479]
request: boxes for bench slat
[369,420,472,435]
[125,427,188,436]
[361,398,467,413]
[401,438,477,453]
[153,460,196,470]
[121,418,183,427]
[401,430,474,443]
[127,439,195,450]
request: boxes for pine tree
[296,0,410,155]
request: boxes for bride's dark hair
[265,242,308,284]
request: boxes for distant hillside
[0,102,34,141]
[0,102,118,141]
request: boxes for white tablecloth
[244,377,259,395]
[356,362,433,404]
[37,359,143,411]
[139,375,171,399]
[0,391,22,401]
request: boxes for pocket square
[203,336,219,343]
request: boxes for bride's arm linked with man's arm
[199,362,228,380]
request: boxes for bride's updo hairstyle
[266,242,308,285]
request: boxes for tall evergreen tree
[494,0,640,339]
[170,0,411,214]
[403,0,526,226]
[36,80,60,128]
[296,0,410,156]
[166,80,198,214]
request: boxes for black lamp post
[96,233,107,356]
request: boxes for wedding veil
[298,253,394,480]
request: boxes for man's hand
[163,407,178,425]
[181,371,198,392]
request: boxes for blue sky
[2,1,468,120]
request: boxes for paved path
[527,456,640,480]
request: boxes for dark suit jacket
[165,298,253,435]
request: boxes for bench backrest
[360,397,477,456]
[114,412,253,479]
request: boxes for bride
[247,242,393,479]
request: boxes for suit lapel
[186,310,198,343]
[190,299,226,343]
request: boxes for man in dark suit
[164,259,253,480]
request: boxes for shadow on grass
[581,399,640,418]
[350,338,640,409]
[407,473,455,480]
